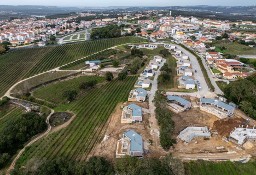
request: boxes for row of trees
[223,74,256,119]
[154,91,176,150]
[0,112,47,168]
[158,63,172,84]
[13,155,185,175]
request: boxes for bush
[112,60,120,67]
[118,71,128,81]
[63,90,78,102]
[79,80,97,90]
[159,49,170,57]
[105,72,114,81]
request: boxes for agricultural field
[12,71,80,95]
[214,41,256,55]
[0,107,24,133]
[0,36,145,97]
[33,76,105,104]
[15,76,137,169]
[185,161,256,175]
[61,47,132,70]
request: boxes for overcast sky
[1,0,256,7]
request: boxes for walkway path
[148,58,166,147]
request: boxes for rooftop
[124,130,143,152]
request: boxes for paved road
[174,44,216,97]
[198,53,224,95]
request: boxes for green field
[63,35,71,41]
[71,34,78,40]
[80,33,85,39]
[214,41,256,55]
[0,37,146,97]
[185,161,256,175]
[33,76,105,104]
[15,76,137,168]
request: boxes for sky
[0,0,255,7]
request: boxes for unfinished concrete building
[230,127,256,145]
[178,126,211,143]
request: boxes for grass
[15,76,137,168]
[185,161,256,175]
[0,36,146,97]
[63,36,71,41]
[211,68,222,74]
[33,76,105,104]
[214,41,256,55]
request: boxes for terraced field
[0,37,145,97]
[15,76,137,168]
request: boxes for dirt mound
[213,117,247,137]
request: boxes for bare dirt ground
[88,102,168,160]
[172,108,248,155]
[172,108,219,136]
[212,117,248,137]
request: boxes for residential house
[121,104,142,123]
[128,88,147,102]
[116,130,144,158]
[167,95,192,109]
[178,76,196,89]
[200,98,235,119]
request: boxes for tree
[79,80,97,90]
[63,90,78,102]
[136,28,141,33]
[222,32,229,39]
[131,48,144,58]
[49,35,56,41]
[105,72,114,81]
[159,49,170,57]
[190,35,196,41]
[85,156,114,175]
[0,44,6,54]
[216,36,222,40]
[118,71,128,80]
[112,60,120,67]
